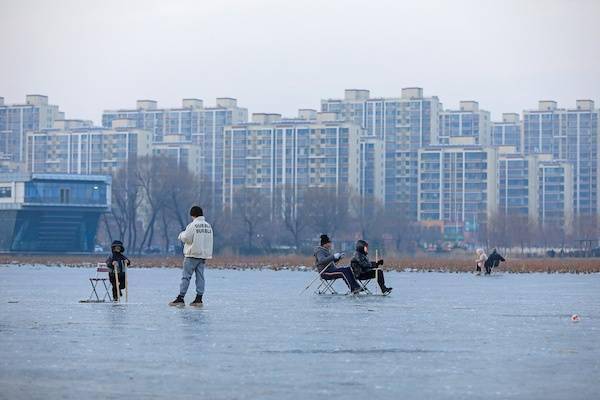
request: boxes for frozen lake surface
[1,265,599,400]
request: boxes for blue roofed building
[0,173,111,252]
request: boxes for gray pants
[179,257,205,297]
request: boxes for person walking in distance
[169,206,213,307]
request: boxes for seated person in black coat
[350,240,392,294]
[484,248,505,274]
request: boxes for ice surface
[1,266,599,400]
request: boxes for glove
[334,252,345,261]
[377,259,384,266]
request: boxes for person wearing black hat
[105,240,130,301]
[350,240,392,294]
[314,234,362,294]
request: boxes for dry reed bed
[0,254,599,273]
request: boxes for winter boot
[382,286,393,295]
[351,287,363,295]
[169,295,185,306]
[190,294,203,307]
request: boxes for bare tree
[234,187,269,253]
[134,156,172,254]
[105,160,143,251]
[303,187,349,237]
[349,192,385,241]
[272,185,308,251]
[379,203,415,253]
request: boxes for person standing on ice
[315,234,362,294]
[106,240,130,301]
[169,206,213,307]
[475,248,487,276]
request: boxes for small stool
[80,263,112,303]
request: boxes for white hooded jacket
[178,216,213,259]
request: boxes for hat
[111,240,125,253]
[320,234,331,246]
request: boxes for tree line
[98,156,599,256]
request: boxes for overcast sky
[1,0,599,123]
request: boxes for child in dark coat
[106,240,130,301]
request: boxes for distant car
[94,245,104,253]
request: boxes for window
[60,188,70,204]
[0,187,11,198]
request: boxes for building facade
[497,150,536,220]
[102,97,247,203]
[102,99,204,143]
[26,119,152,175]
[0,173,111,252]
[223,112,361,211]
[538,160,574,231]
[491,113,521,152]
[524,100,599,216]
[321,88,441,217]
[439,101,491,146]
[152,134,201,174]
[359,136,385,203]
[0,95,64,163]
[418,137,497,237]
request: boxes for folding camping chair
[80,263,112,303]
[358,269,392,296]
[315,269,352,295]
[357,276,374,295]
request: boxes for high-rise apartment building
[439,101,491,145]
[26,119,151,175]
[418,137,497,237]
[321,88,441,217]
[102,97,247,203]
[152,134,201,174]
[223,112,361,211]
[524,100,599,215]
[497,149,537,220]
[538,160,574,231]
[102,99,204,143]
[491,113,521,152]
[0,95,64,163]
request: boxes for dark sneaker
[169,295,185,306]
[382,287,393,295]
[190,295,203,307]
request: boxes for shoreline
[1,254,599,273]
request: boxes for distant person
[314,234,362,294]
[106,240,130,301]
[485,248,505,274]
[169,206,213,307]
[350,240,392,294]
[475,248,487,276]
